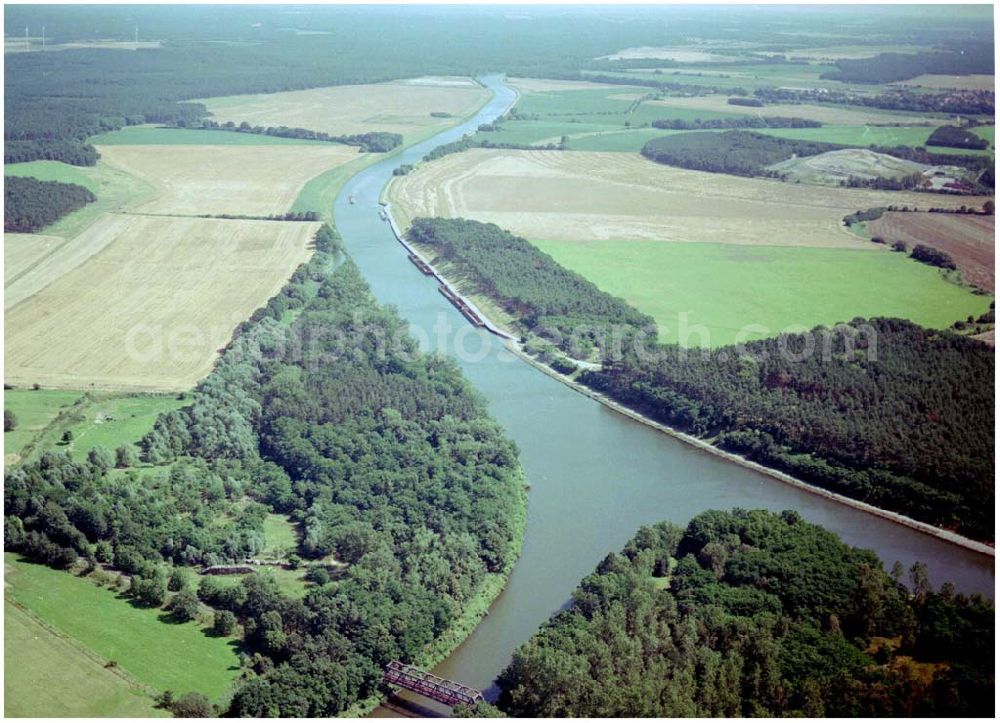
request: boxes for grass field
[89,125,334,145]
[897,74,996,91]
[563,127,688,151]
[291,152,382,221]
[3,389,82,465]
[4,601,164,718]
[197,567,310,599]
[262,514,300,558]
[4,159,154,239]
[97,144,360,216]
[530,239,992,346]
[389,149,989,249]
[5,215,317,391]
[198,77,489,144]
[5,554,240,703]
[62,393,188,461]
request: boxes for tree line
[650,116,822,131]
[4,176,96,232]
[185,120,402,152]
[408,218,654,358]
[5,223,527,716]
[486,509,993,717]
[754,85,994,118]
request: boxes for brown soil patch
[869,212,995,291]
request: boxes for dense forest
[489,510,994,717]
[407,218,654,358]
[5,224,527,716]
[4,176,96,232]
[3,6,676,164]
[926,125,990,151]
[821,46,994,83]
[581,319,994,539]
[641,131,841,177]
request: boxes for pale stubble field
[5,216,318,391]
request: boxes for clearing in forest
[388,149,989,248]
[868,212,996,292]
[198,76,490,143]
[96,144,359,216]
[5,215,318,391]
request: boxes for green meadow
[262,513,300,557]
[4,601,165,718]
[3,160,102,192]
[5,554,241,702]
[531,239,992,347]
[89,125,332,145]
[3,389,83,463]
[62,393,188,462]
[4,160,154,237]
[4,390,186,465]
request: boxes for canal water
[332,76,994,715]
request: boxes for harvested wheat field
[389,149,990,248]
[96,144,359,216]
[198,77,489,143]
[868,212,996,291]
[648,95,941,126]
[5,215,318,391]
[4,233,65,286]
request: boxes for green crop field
[3,389,83,463]
[5,554,241,702]
[89,125,332,145]
[4,601,165,718]
[3,160,101,192]
[531,239,993,347]
[564,127,688,151]
[479,120,616,146]
[510,85,749,132]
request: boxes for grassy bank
[4,601,165,718]
[4,554,242,707]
